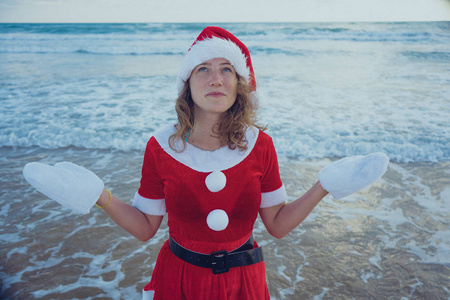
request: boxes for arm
[96,189,163,242]
[259,152,389,239]
[22,159,164,241]
[259,181,328,239]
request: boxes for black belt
[169,235,264,274]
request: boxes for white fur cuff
[132,192,167,216]
[261,184,287,208]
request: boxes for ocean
[0,22,449,299]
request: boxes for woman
[24,26,389,300]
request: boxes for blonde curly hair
[169,75,266,152]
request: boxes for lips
[206,91,226,97]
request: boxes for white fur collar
[153,124,259,172]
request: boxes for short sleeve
[260,134,287,208]
[134,137,167,215]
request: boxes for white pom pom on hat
[177,26,256,94]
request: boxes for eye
[222,66,234,73]
[194,65,208,73]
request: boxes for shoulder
[256,129,273,143]
[145,124,176,149]
[152,124,177,145]
[253,129,276,152]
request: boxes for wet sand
[1,146,449,299]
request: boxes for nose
[209,69,223,87]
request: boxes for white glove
[318,152,389,199]
[23,162,104,214]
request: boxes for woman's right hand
[23,161,104,214]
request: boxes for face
[189,57,238,118]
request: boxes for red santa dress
[132,124,287,300]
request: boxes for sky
[0,0,450,23]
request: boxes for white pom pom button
[206,209,229,231]
[205,171,226,192]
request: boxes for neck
[188,112,225,151]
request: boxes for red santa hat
[177,26,256,94]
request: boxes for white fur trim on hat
[177,37,250,94]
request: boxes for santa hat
[177,26,256,94]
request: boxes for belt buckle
[211,250,229,274]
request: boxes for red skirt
[143,239,270,300]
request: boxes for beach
[1,147,449,299]
[0,22,449,299]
